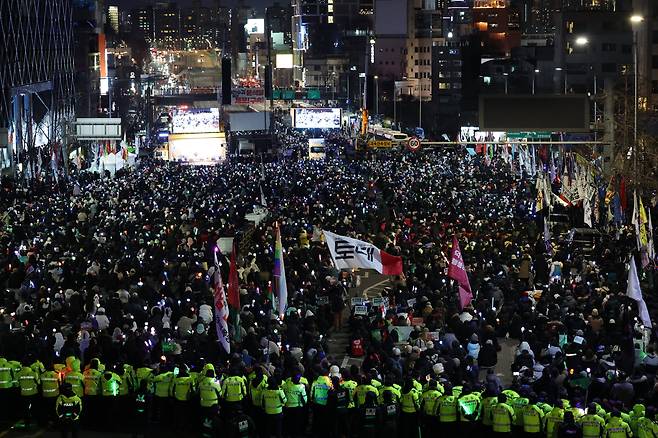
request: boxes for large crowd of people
[0,146,656,438]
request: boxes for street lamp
[575,36,589,46]
[503,72,508,94]
[555,67,567,94]
[532,69,539,95]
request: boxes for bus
[382,130,409,145]
[308,138,326,159]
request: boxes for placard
[351,297,365,307]
[316,296,329,305]
[407,298,417,307]
[354,305,368,316]
[372,297,387,307]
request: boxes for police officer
[381,389,400,438]
[459,385,482,434]
[82,358,102,427]
[628,404,645,437]
[101,367,122,431]
[420,379,441,437]
[222,369,247,415]
[482,388,499,431]
[198,366,222,423]
[578,404,606,438]
[400,378,420,438]
[64,359,84,398]
[135,362,154,393]
[55,383,82,438]
[379,375,402,404]
[227,405,257,438]
[310,369,332,437]
[523,394,547,437]
[152,363,175,423]
[0,356,14,422]
[17,360,40,427]
[40,362,62,424]
[636,406,658,438]
[248,366,267,436]
[119,363,136,400]
[133,380,151,438]
[512,390,530,434]
[603,411,632,438]
[354,375,378,408]
[492,393,516,436]
[438,382,458,435]
[173,367,195,431]
[359,391,381,438]
[285,374,308,438]
[545,401,565,438]
[558,411,582,438]
[261,377,286,438]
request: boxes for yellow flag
[639,197,648,247]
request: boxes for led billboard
[293,108,341,129]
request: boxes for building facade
[0,0,76,172]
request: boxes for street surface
[328,270,517,386]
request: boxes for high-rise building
[432,35,481,123]
[633,0,658,111]
[131,7,155,44]
[154,3,181,50]
[108,4,120,34]
[0,0,76,172]
[292,0,375,87]
[472,0,522,57]
[518,0,560,34]
[267,3,294,87]
[553,9,632,93]
[373,0,444,99]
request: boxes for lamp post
[532,69,539,95]
[393,82,398,128]
[503,72,508,94]
[418,78,422,130]
[374,75,379,115]
[630,14,644,185]
[555,67,566,94]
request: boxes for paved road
[0,425,134,438]
[327,269,518,385]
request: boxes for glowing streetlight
[575,36,589,46]
[630,15,644,24]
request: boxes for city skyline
[115,0,273,11]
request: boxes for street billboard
[168,132,227,163]
[244,19,265,35]
[233,87,265,105]
[75,118,122,140]
[228,112,271,132]
[276,54,294,69]
[171,108,220,134]
[479,95,589,132]
[293,108,341,129]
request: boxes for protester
[0,143,656,438]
